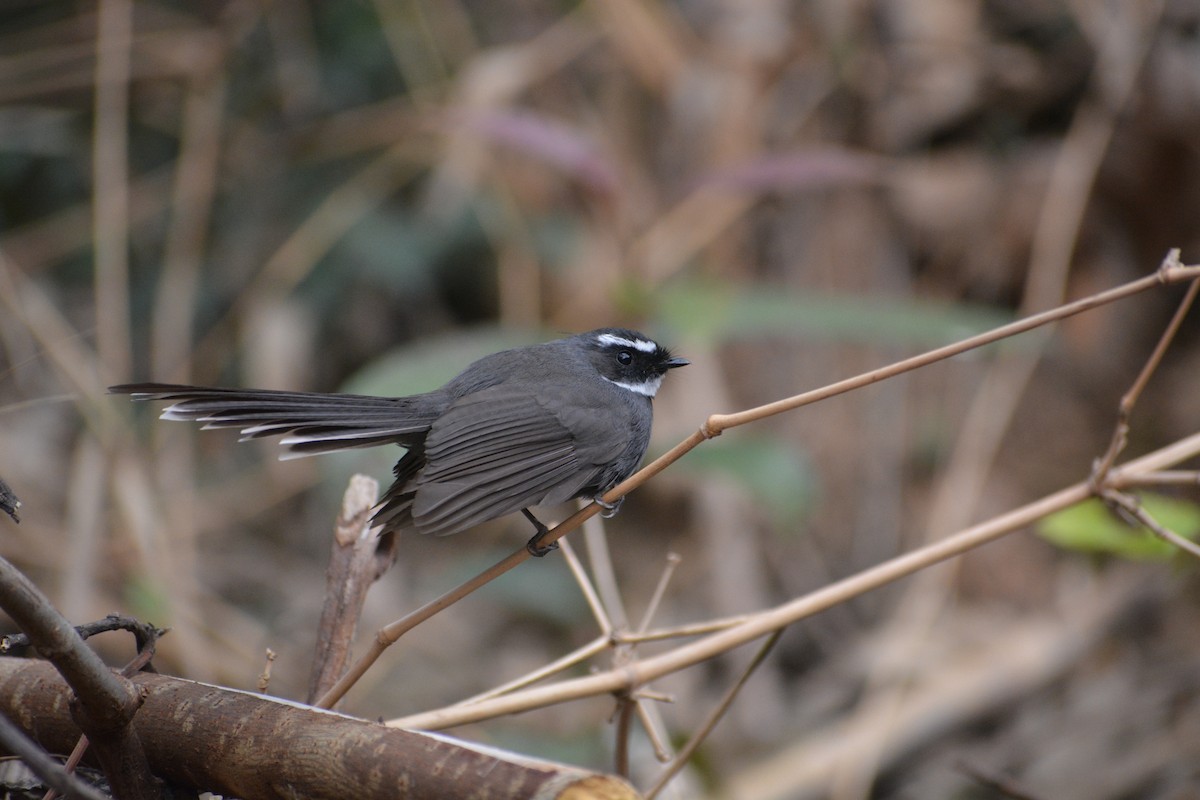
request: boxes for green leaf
[1037,494,1200,560]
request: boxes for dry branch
[0,659,638,800]
[0,556,160,799]
[306,474,394,704]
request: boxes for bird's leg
[593,495,624,519]
[522,509,557,557]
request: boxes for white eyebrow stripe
[596,333,657,353]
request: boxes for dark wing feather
[110,382,443,456]
[406,385,587,536]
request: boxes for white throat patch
[604,374,664,398]
[596,332,658,353]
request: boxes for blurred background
[1,1,1199,797]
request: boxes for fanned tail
[110,383,442,457]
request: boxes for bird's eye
[617,350,633,365]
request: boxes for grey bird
[110,328,687,554]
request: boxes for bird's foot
[522,508,557,557]
[593,495,624,519]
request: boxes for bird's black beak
[664,356,690,369]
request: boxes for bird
[110,328,688,555]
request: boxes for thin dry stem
[613,695,636,777]
[1102,489,1200,560]
[257,649,277,694]
[1117,471,1200,488]
[388,430,1200,730]
[704,262,1200,434]
[314,545,531,708]
[636,702,674,762]
[559,536,613,636]
[636,552,681,634]
[644,631,782,800]
[323,261,1200,710]
[454,635,611,706]
[619,614,751,644]
[581,508,632,629]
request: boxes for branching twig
[317,259,1200,710]
[0,556,160,799]
[49,638,164,800]
[1091,250,1198,484]
[388,430,1200,730]
[568,512,676,773]
[619,614,751,644]
[1082,253,1200,559]
[2,613,165,656]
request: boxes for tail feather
[110,382,443,457]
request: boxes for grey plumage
[110,328,686,541]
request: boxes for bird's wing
[409,384,592,536]
[110,383,441,456]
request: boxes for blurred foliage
[655,277,1016,348]
[122,572,174,625]
[675,437,817,534]
[340,326,541,397]
[2,1,1200,796]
